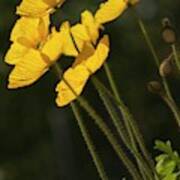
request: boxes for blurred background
[0,0,180,179]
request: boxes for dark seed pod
[159,58,173,77]
[161,18,177,44]
[147,81,163,94]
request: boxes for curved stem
[92,77,154,180]
[171,44,180,71]
[160,94,180,127]
[54,63,141,179]
[137,18,172,100]
[137,17,180,128]
[71,102,109,180]
[103,63,153,165]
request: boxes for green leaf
[162,173,177,180]
[156,159,176,176]
[155,140,173,154]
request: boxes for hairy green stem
[103,63,153,166]
[54,63,141,179]
[71,102,109,180]
[92,77,154,180]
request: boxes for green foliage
[155,140,180,180]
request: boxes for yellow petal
[10,16,49,46]
[72,43,95,67]
[85,35,110,74]
[60,22,78,56]
[71,24,90,51]
[16,0,64,17]
[8,49,50,89]
[5,42,29,65]
[38,15,50,41]
[41,28,63,61]
[73,35,110,74]
[95,0,128,25]
[81,10,100,44]
[56,65,90,107]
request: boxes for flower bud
[159,58,173,77]
[161,18,177,44]
[147,81,163,94]
[128,0,139,6]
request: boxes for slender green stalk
[77,96,142,180]
[160,94,180,127]
[92,77,154,180]
[54,63,141,179]
[172,44,180,71]
[137,18,180,128]
[71,102,109,180]
[103,63,136,149]
[138,19,160,67]
[103,63,153,166]
[137,18,173,101]
[92,75,161,179]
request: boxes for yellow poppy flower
[95,0,128,25]
[81,10,100,45]
[16,0,65,17]
[41,22,78,61]
[55,35,110,107]
[56,65,90,107]
[5,15,50,65]
[59,22,78,57]
[7,21,77,89]
[71,10,100,51]
[8,49,50,89]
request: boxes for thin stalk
[171,44,180,71]
[137,18,173,101]
[103,63,137,150]
[137,18,180,128]
[91,76,160,180]
[71,102,109,180]
[103,63,153,166]
[160,94,180,127]
[92,77,154,180]
[54,63,142,180]
[138,19,160,67]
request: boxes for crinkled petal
[71,24,90,51]
[41,28,63,61]
[5,42,29,65]
[10,15,49,46]
[8,49,50,89]
[81,10,100,44]
[16,0,64,17]
[73,35,110,74]
[85,35,110,73]
[95,0,128,25]
[60,22,78,56]
[56,65,90,107]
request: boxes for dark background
[0,0,180,179]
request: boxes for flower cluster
[5,0,138,107]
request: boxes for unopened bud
[161,18,177,44]
[128,0,139,6]
[159,58,173,77]
[147,81,163,94]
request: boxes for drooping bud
[128,0,139,6]
[161,17,177,44]
[147,81,163,94]
[159,58,173,77]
